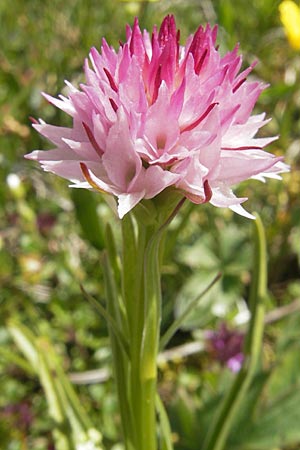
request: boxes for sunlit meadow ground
[1,0,300,449]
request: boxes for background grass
[1,1,300,449]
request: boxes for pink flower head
[26,15,288,219]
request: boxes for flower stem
[201,213,267,450]
[108,198,186,450]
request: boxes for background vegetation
[1,0,299,449]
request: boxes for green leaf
[7,320,39,371]
[80,284,129,357]
[121,212,138,334]
[174,271,232,330]
[103,226,127,332]
[168,389,200,449]
[8,321,103,450]
[141,229,162,381]
[0,345,34,375]
[160,272,221,350]
[71,188,105,250]
[228,371,271,446]
[201,214,267,450]
[102,249,134,445]
[235,387,300,450]
[156,394,174,450]
[105,223,121,287]
[8,323,75,450]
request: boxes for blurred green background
[1,0,300,449]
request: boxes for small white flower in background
[76,443,94,450]
[110,444,125,450]
[6,173,25,199]
[6,173,21,190]
[76,429,103,450]
[234,299,251,325]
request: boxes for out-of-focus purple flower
[2,401,33,430]
[205,323,244,372]
[36,212,57,235]
[26,15,288,219]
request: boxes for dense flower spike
[26,15,288,218]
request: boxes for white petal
[117,191,145,218]
[229,203,255,219]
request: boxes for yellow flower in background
[279,0,300,49]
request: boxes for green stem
[137,198,186,450]
[202,213,267,450]
[140,229,162,450]
[109,198,185,450]
[127,223,154,450]
[121,219,160,450]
